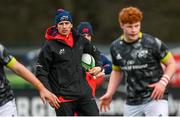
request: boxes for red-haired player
[99,6,176,116]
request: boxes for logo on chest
[137,50,148,59]
[116,53,122,60]
[59,48,65,55]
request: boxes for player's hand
[96,72,105,78]
[91,72,105,79]
[99,94,112,112]
[89,67,102,76]
[39,88,60,109]
[148,81,166,100]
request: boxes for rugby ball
[81,53,95,71]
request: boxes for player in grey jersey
[99,6,176,116]
[0,44,60,116]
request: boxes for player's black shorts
[55,96,99,116]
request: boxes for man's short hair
[119,6,143,24]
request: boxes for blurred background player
[74,21,112,116]
[77,22,112,74]
[0,43,59,116]
[77,21,112,91]
[99,6,176,116]
[35,9,102,116]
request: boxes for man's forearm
[106,70,122,96]
[10,61,47,91]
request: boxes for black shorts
[55,96,99,116]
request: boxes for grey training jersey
[110,33,170,105]
[0,44,14,106]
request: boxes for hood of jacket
[45,26,74,47]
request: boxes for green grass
[7,74,34,89]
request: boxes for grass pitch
[7,74,34,89]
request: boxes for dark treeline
[0,0,180,47]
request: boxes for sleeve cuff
[161,52,171,63]
[112,64,121,71]
[6,57,17,68]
